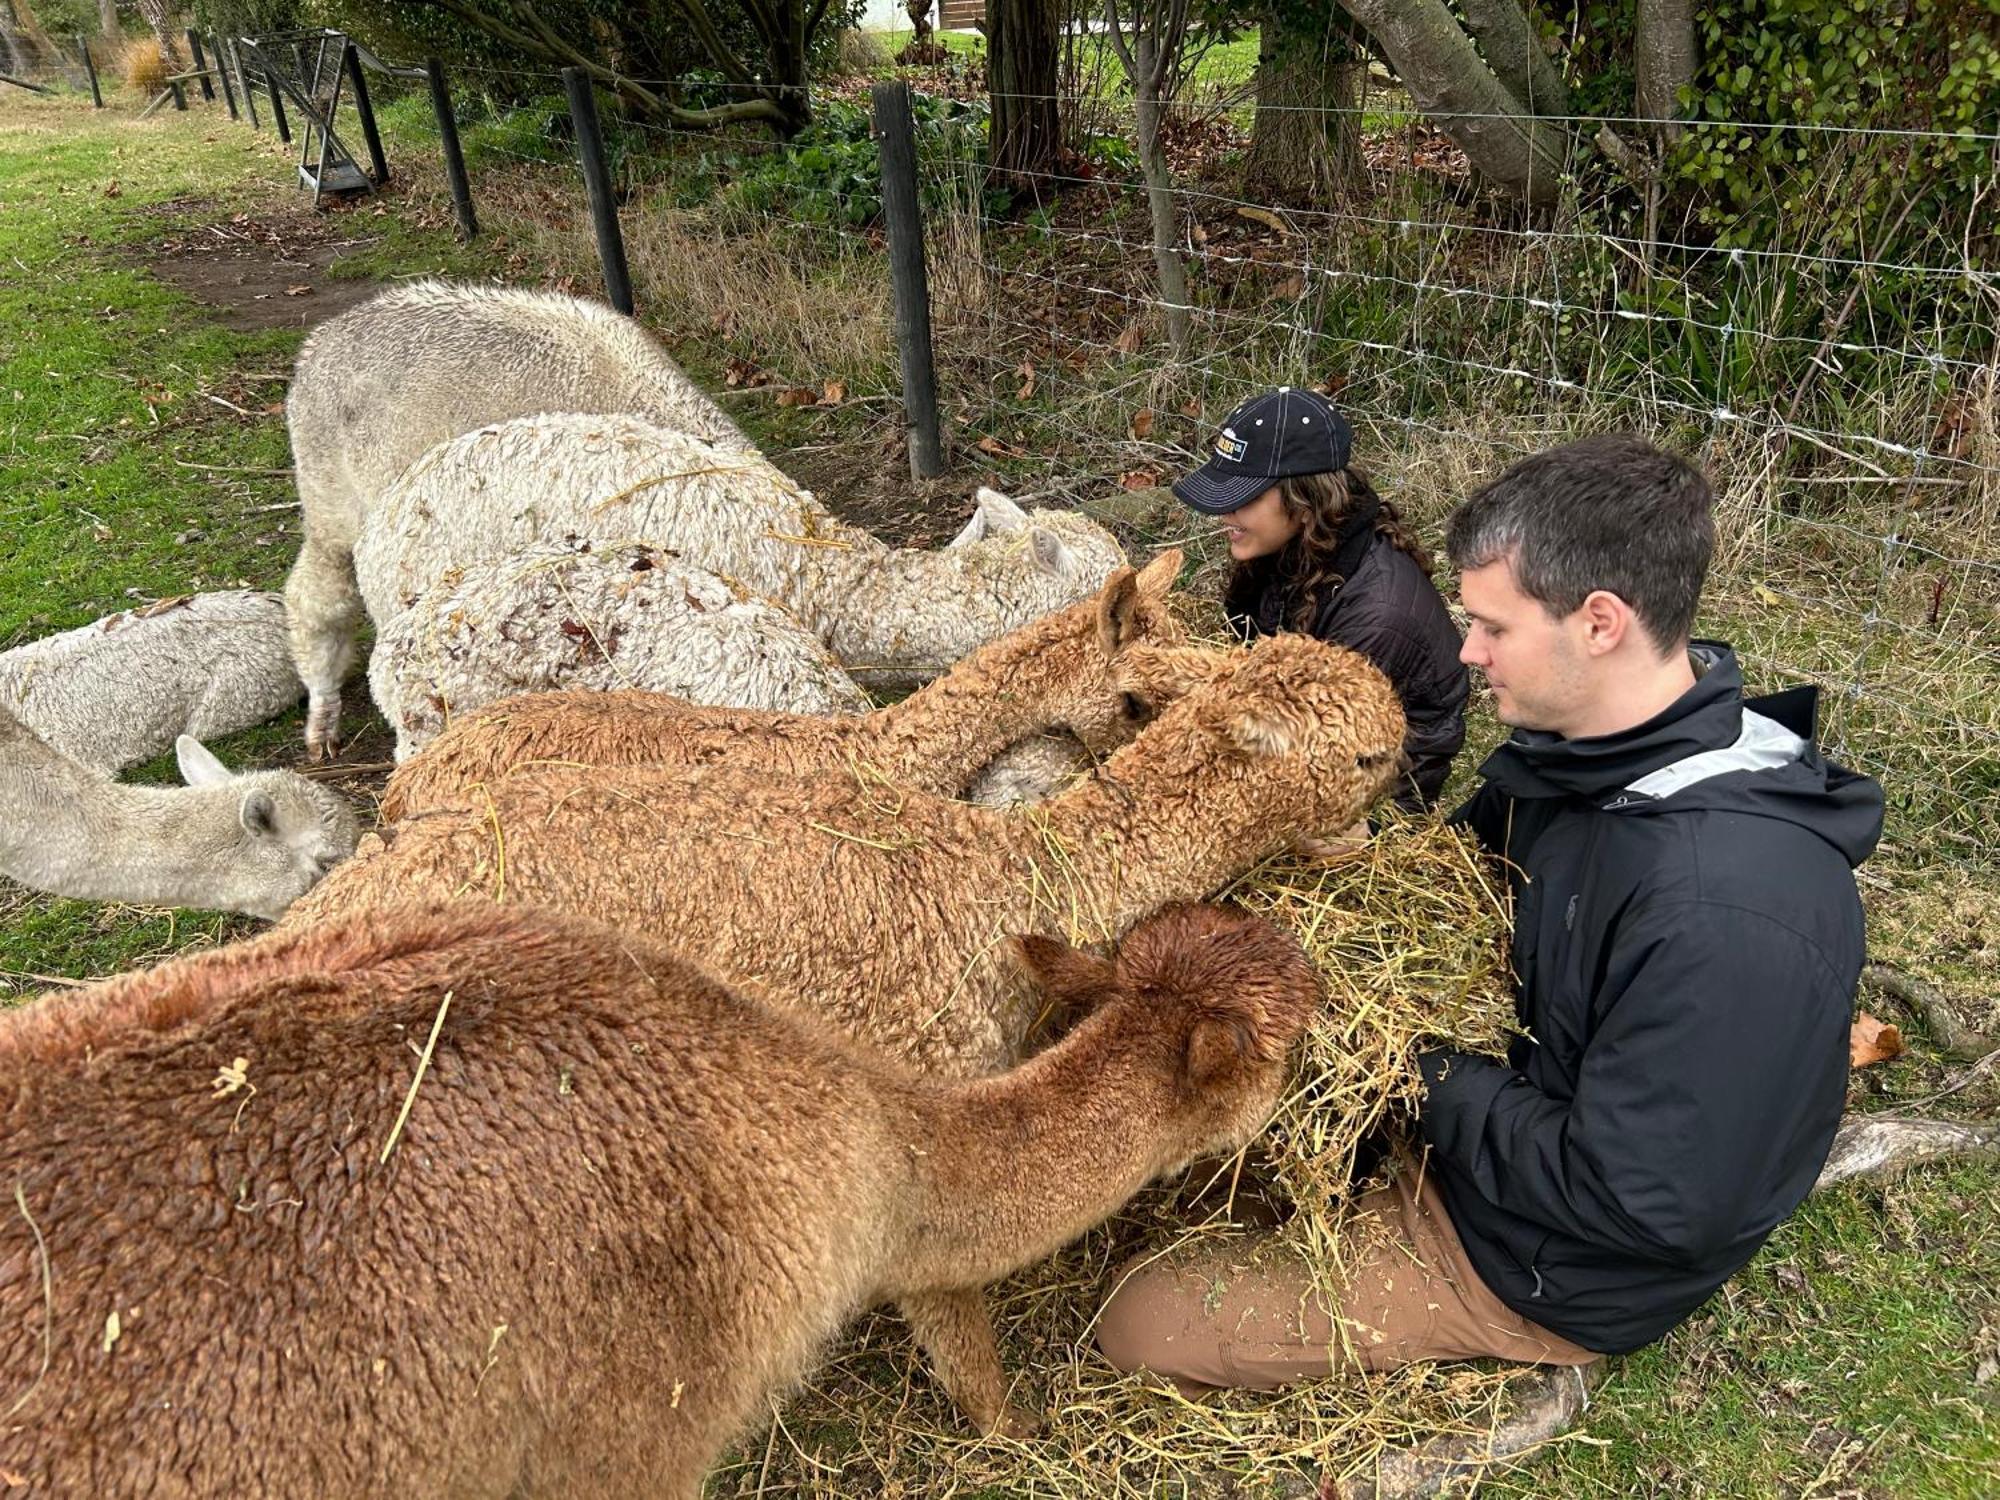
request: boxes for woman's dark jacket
[1421,647,1885,1353]
[1224,511,1468,811]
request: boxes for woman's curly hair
[1229,468,1434,632]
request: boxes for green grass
[5,87,1998,1500]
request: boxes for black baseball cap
[1172,387,1354,514]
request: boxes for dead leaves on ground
[1850,1012,1906,1069]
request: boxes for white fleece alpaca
[371,542,868,760]
[354,413,1128,687]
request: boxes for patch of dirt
[140,199,389,332]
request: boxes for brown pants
[1096,1157,1599,1388]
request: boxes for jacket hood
[1477,642,1884,869]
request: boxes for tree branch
[1102,0,1138,77]
[667,0,761,89]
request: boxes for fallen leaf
[102,180,121,199]
[284,284,311,297]
[1130,407,1155,441]
[0,1468,27,1487]
[103,1309,122,1354]
[976,434,1024,458]
[1849,1012,1905,1068]
[1235,204,1292,235]
[1190,220,1209,247]
[1269,271,1306,301]
[1119,468,1161,491]
[1180,398,1202,419]
[776,386,819,407]
[1113,321,1144,356]
[1015,360,1036,400]
[1752,584,1784,607]
[819,379,846,405]
[135,595,193,619]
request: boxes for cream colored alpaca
[369,542,869,760]
[351,415,1126,703]
[378,551,1185,821]
[0,900,1317,1495]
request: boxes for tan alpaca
[292,632,1404,1075]
[0,900,1318,1499]
[378,550,1186,822]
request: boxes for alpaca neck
[1026,739,1302,940]
[883,1001,1187,1293]
[2,758,225,907]
[868,612,1087,785]
[804,540,1014,683]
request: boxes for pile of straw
[714,819,1533,1498]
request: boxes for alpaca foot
[983,1402,1043,1441]
[305,699,342,762]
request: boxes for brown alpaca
[377,550,1186,823]
[293,633,1403,1077]
[0,900,1317,1498]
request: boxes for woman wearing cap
[1175,387,1468,817]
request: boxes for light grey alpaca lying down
[0,592,302,773]
[282,279,756,756]
[0,707,358,920]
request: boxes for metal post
[76,34,102,108]
[870,80,944,479]
[260,48,290,144]
[342,42,389,185]
[213,32,239,119]
[170,79,187,111]
[426,58,478,239]
[233,40,260,129]
[186,29,215,101]
[562,67,633,315]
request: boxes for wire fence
[60,48,2000,866]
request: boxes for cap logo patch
[1215,428,1249,462]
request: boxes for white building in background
[858,0,982,30]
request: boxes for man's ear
[1579,589,1635,657]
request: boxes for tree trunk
[98,0,119,38]
[906,0,934,43]
[1633,0,1695,140]
[1131,31,1191,351]
[987,0,1062,192]
[1459,0,1569,115]
[1336,0,1566,206]
[133,0,180,67]
[1243,2,1364,206]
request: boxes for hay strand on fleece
[709,819,1530,1498]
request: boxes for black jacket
[1419,645,1884,1353]
[1225,517,1468,811]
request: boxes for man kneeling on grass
[1096,433,1886,1383]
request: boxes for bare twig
[1863,964,1997,1063]
[3,1184,53,1423]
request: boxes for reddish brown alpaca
[377,550,1186,822]
[0,901,1315,1499]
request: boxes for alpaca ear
[1186,1012,1260,1089]
[1007,933,1116,1010]
[1134,547,1183,601]
[240,788,279,839]
[176,735,232,788]
[1093,566,1142,655]
[976,487,1030,533]
[1225,699,1314,758]
[1028,527,1076,578]
[945,507,987,550]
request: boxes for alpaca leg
[284,533,362,760]
[898,1288,1040,1438]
